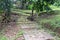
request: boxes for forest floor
[0,11,60,40]
[0,14,58,40]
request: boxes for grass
[39,14,60,28]
[14,30,24,40]
[43,27,60,40]
[0,24,8,40]
[36,11,60,40]
[11,9,31,16]
[35,9,60,40]
[36,5,60,29]
[37,14,60,30]
[0,35,8,40]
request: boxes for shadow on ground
[0,13,20,32]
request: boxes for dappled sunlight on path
[0,14,57,40]
[18,15,55,40]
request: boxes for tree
[35,0,55,12]
[28,0,55,21]
[0,0,12,23]
[27,0,37,21]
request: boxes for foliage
[28,4,33,10]
[54,0,60,6]
[0,0,12,23]
[34,0,55,12]
[0,0,3,13]
[0,0,12,12]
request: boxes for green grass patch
[0,35,7,40]
[14,30,24,40]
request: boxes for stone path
[17,15,55,40]
[23,30,53,40]
[20,22,54,40]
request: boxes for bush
[28,4,33,10]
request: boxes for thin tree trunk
[30,6,34,21]
[32,6,34,17]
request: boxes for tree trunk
[30,6,34,21]
[32,6,34,17]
